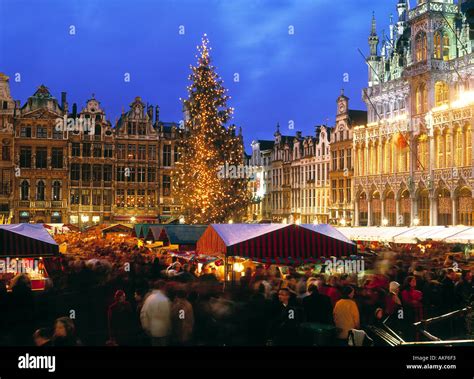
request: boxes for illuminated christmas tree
[172,34,251,224]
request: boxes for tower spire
[369,12,379,58]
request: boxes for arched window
[434,31,442,59]
[435,81,449,106]
[20,180,29,201]
[52,181,61,201]
[416,32,427,62]
[36,180,45,201]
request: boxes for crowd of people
[0,232,473,347]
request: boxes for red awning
[196,224,356,264]
[0,224,59,258]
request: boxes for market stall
[337,226,474,244]
[197,223,356,264]
[144,225,207,251]
[0,224,59,291]
[101,223,133,238]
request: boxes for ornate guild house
[354,0,474,227]
[0,77,181,227]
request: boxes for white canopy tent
[337,226,474,244]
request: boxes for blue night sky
[0,0,395,150]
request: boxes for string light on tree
[172,34,251,224]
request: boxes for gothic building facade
[353,0,474,227]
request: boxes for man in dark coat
[108,290,134,346]
[269,288,302,346]
[302,284,334,325]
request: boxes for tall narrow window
[435,81,449,107]
[52,181,61,201]
[21,180,29,201]
[416,32,427,62]
[443,34,450,61]
[455,128,463,166]
[434,31,442,59]
[36,180,45,201]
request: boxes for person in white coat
[140,280,171,346]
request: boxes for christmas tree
[172,34,251,224]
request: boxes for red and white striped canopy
[197,224,356,264]
[0,224,59,258]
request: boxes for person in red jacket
[401,276,423,322]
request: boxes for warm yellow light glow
[413,218,420,226]
[130,216,136,223]
[233,263,244,272]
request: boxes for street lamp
[413,217,420,226]
[382,218,389,226]
[340,218,347,226]
[130,216,136,223]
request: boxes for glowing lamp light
[282,218,288,224]
[179,216,185,224]
[313,219,318,225]
[130,216,137,223]
[413,218,420,226]
[81,215,89,223]
[228,219,233,224]
[340,218,347,226]
[233,263,244,273]
[382,218,389,226]
[295,219,301,225]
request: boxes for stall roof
[197,223,355,263]
[163,225,207,245]
[0,224,59,257]
[337,226,474,244]
[145,225,207,245]
[301,224,355,245]
[444,228,474,244]
[101,224,133,235]
[146,225,165,241]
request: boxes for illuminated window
[417,134,429,170]
[436,132,445,168]
[443,34,450,61]
[454,128,463,167]
[434,31,442,59]
[435,81,449,106]
[445,131,452,167]
[466,126,472,166]
[415,32,427,62]
[415,83,428,114]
